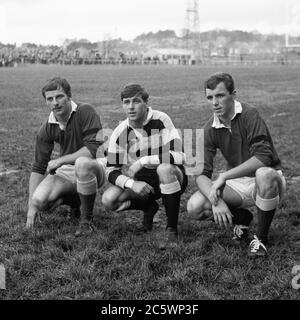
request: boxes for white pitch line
[0,170,20,177]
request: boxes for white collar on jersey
[212,100,242,129]
[48,100,77,130]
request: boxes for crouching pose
[187,72,286,257]
[26,77,104,235]
[102,83,187,248]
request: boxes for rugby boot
[248,235,268,257]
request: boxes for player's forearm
[106,166,129,189]
[28,172,44,204]
[57,146,92,166]
[27,172,44,226]
[196,175,214,199]
[221,156,265,181]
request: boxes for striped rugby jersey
[107,107,185,188]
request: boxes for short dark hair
[204,72,235,94]
[121,83,149,102]
[42,77,72,98]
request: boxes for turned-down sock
[255,194,279,244]
[77,177,97,222]
[160,180,182,230]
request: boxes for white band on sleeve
[124,178,135,189]
[115,175,130,189]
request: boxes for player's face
[122,95,148,125]
[205,82,235,119]
[45,89,72,120]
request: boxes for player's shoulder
[240,102,259,115]
[239,102,264,124]
[37,119,50,135]
[203,116,215,130]
[151,109,171,119]
[76,102,100,123]
[151,109,174,128]
[35,120,55,143]
[76,102,96,113]
[111,119,128,139]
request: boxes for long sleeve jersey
[106,107,185,188]
[32,102,102,175]
[201,102,281,179]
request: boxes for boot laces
[249,235,266,252]
[233,225,248,239]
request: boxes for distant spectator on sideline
[26,77,105,236]
[187,72,286,257]
[74,83,187,248]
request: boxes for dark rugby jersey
[32,102,102,175]
[107,107,185,188]
[201,102,281,178]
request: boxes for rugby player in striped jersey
[75,84,187,247]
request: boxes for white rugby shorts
[55,159,107,188]
[225,170,286,209]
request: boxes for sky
[0,0,299,46]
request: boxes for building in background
[143,48,194,65]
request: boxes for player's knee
[186,198,197,214]
[97,163,106,188]
[187,197,202,215]
[186,192,209,217]
[75,157,93,179]
[156,163,176,180]
[256,167,275,182]
[256,167,279,195]
[31,193,48,211]
[102,190,118,210]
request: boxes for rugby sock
[127,198,157,212]
[119,197,158,230]
[77,177,97,222]
[160,181,182,230]
[255,194,279,244]
[230,208,253,242]
[62,193,81,209]
[162,192,181,229]
[232,208,253,226]
[256,208,276,245]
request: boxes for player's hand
[46,158,63,174]
[127,160,143,178]
[208,187,220,206]
[26,214,35,229]
[209,174,226,205]
[131,181,154,198]
[212,199,233,229]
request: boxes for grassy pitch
[0,64,299,299]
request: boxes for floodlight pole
[184,0,203,63]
